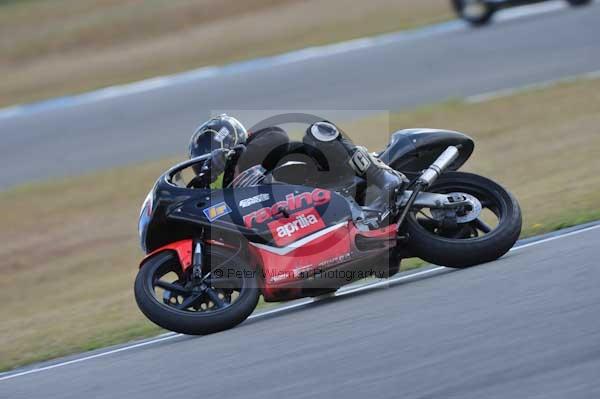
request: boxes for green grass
[1,76,600,371]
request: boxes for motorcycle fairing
[168,184,352,248]
[253,222,351,281]
[257,220,398,300]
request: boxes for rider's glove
[209,145,245,172]
[195,148,229,189]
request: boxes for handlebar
[163,154,211,187]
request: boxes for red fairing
[255,222,352,295]
[140,239,193,272]
[349,223,398,249]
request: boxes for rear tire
[405,172,521,268]
[135,247,259,335]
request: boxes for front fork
[395,146,461,228]
[140,235,206,280]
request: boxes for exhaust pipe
[417,146,460,187]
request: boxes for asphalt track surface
[1,1,600,189]
[2,224,600,398]
[2,4,600,398]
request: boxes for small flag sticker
[203,202,232,222]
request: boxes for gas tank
[192,185,352,247]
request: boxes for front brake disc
[431,192,482,223]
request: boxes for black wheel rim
[146,255,248,314]
[411,181,505,241]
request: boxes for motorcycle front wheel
[404,171,522,268]
[134,246,259,335]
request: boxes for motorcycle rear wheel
[134,247,259,335]
[404,172,521,268]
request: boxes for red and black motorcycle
[135,126,521,335]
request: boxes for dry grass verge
[1,77,599,371]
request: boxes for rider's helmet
[189,114,248,159]
[188,114,249,186]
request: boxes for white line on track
[509,223,600,251]
[1,221,599,382]
[493,0,569,21]
[465,69,600,103]
[0,0,586,121]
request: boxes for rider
[189,114,408,217]
[301,121,408,218]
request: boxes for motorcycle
[452,0,591,26]
[135,125,522,335]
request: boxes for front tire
[405,172,521,268]
[135,247,259,335]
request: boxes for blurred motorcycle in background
[452,0,591,25]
